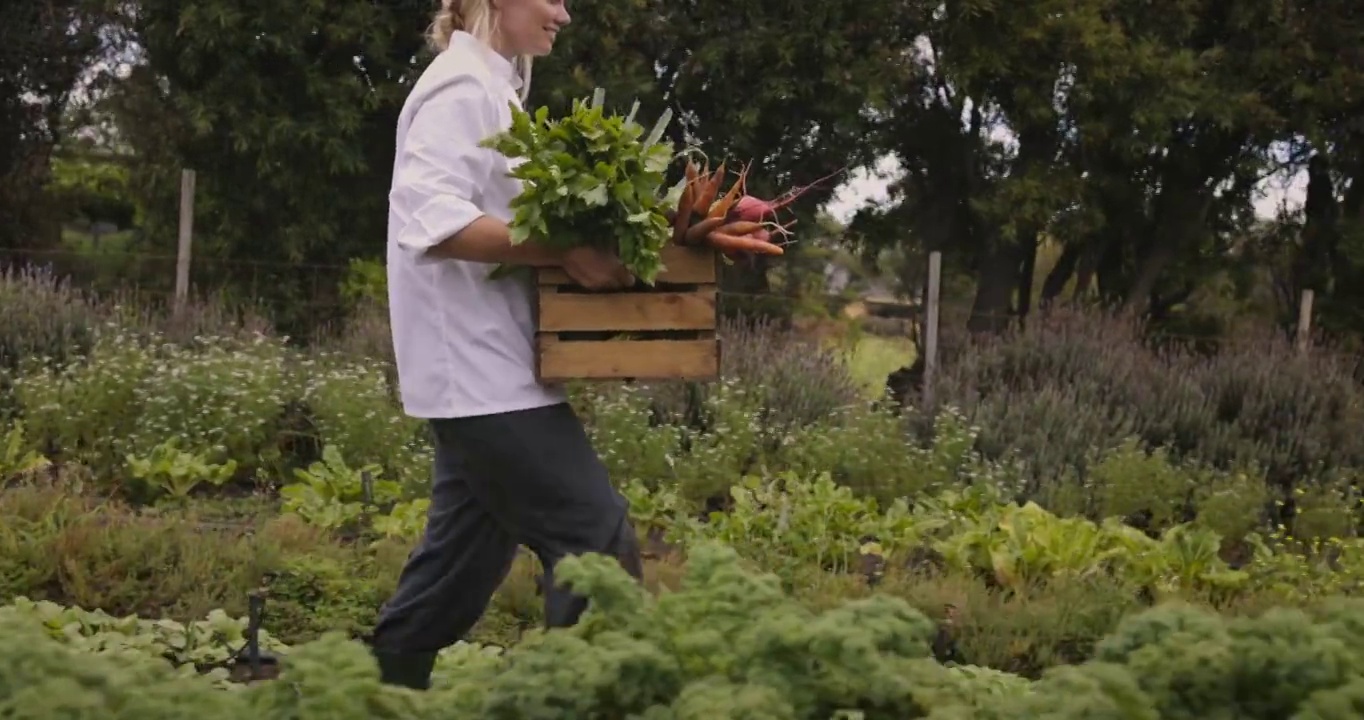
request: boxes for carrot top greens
[479,88,684,284]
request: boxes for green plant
[0,596,288,686]
[479,88,682,283]
[12,330,293,480]
[299,352,429,490]
[16,549,1364,719]
[279,445,399,532]
[782,404,1006,506]
[125,438,237,501]
[669,470,931,582]
[0,422,50,481]
[338,257,387,308]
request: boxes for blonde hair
[427,0,534,102]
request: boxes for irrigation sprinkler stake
[232,588,279,682]
[247,591,264,675]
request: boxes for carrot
[671,182,695,245]
[714,220,764,236]
[706,231,784,255]
[708,161,751,219]
[692,162,725,216]
[683,216,726,245]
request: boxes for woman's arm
[392,73,556,266]
[423,214,563,266]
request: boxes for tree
[0,0,113,251]
[99,0,430,328]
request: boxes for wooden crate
[534,244,720,382]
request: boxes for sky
[821,154,1312,226]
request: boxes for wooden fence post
[174,169,196,318]
[1296,288,1314,352]
[922,251,941,410]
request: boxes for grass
[0,476,1212,676]
[846,333,915,396]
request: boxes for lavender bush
[0,266,102,375]
[638,315,866,433]
[928,306,1364,498]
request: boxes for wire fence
[3,241,920,293]
[0,243,940,338]
[4,243,1280,351]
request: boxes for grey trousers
[368,402,643,669]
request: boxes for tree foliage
[4,0,1363,344]
[0,0,114,250]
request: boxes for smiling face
[493,0,570,57]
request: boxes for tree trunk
[1121,174,1212,314]
[1293,153,1339,301]
[1041,243,1081,307]
[1016,230,1038,321]
[967,238,1024,333]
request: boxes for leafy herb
[478,88,684,284]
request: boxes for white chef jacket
[385,31,567,419]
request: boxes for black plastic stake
[247,590,264,677]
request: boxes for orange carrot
[683,216,725,245]
[706,231,784,255]
[708,162,750,220]
[714,220,764,236]
[693,162,725,216]
[671,182,695,245]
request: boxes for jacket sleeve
[389,73,498,263]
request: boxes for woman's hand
[561,246,635,290]
[420,218,634,291]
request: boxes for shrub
[780,405,1003,507]
[297,351,429,490]
[12,329,295,481]
[0,266,105,417]
[640,315,865,433]
[930,306,1364,505]
[0,480,336,623]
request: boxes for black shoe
[371,647,437,691]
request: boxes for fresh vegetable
[479,86,839,275]
[682,216,725,245]
[478,88,684,284]
[706,231,786,255]
[667,158,844,258]
[670,180,695,246]
[733,167,846,222]
[692,161,724,211]
[707,161,749,220]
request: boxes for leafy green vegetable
[478,88,685,284]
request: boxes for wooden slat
[537,338,719,381]
[538,288,716,332]
[537,245,716,286]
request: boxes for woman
[372,0,645,690]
